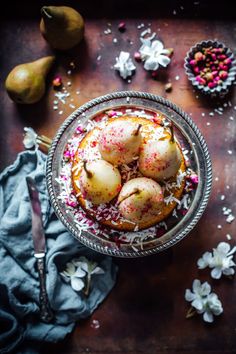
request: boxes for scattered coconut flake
[59,110,63,115]
[226,214,235,223]
[137,23,145,29]
[220,195,225,201]
[104,28,112,35]
[227,150,233,155]
[175,75,180,81]
[113,38,118,44]
[97,55,102,61]
[91,319,100,329]
[226,234,232,240]
[217,225,222,229]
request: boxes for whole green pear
[5,56,55,104]
[40,6,84,50]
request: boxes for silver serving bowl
[46,91,212,257]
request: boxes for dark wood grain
[1,1,236,353]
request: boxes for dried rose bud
[151,71,158,78]
[52,76,62,88]
[194,51,205,61]
[218,54,226,60]
[118,22,126,32]
[208,81,217,88]
[196,76,206,85]
[76,126,86,134]
[189,59,196,66]
[205,72,214,81]
[107,110,117,117]
[224,58,232,66]
[187,173,199,185]
[134,52,142,61]
[219,70,228,80]
[212,70,218,77]
[165,83,172,92]
[211,53,217,61]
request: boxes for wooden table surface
[1,1,236,353]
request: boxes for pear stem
[132,124,142,136]
[41,7,53,19]
[169,123,175,143]
[117,188,140,206]
[83,160,93,179]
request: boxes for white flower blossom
[23,127,38,149]
[197,242,236,279]
[60,256,104,294]
[114,51,136,79]
[139,35,171,71]
[185,279,223,323]
[60,261,86,292]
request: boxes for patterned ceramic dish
[46,91,212,258]
[184,40,236,97]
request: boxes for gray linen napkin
[0,150,117,353]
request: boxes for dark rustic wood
[1,1,236,353]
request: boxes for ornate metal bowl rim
[46,91,212,258]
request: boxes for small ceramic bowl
[184,40,236,97]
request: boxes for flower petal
[80,262,89,273]
[151,40,164,52]
[211,267,222,279]
[74,267,86,278]
[157,55,171,67]
[143,57,159,71]
[217,242,231,255]
[197,252,212,269]
[71,277,85,291]
[192,298,204,311]
[192,279,201,293]
[200,281,211,296]
[91,266,105,275]
[223,267,235,276]
[65,262,76,276]
[185,289,195,302]
[207,293,223,315]
[203,311,214,323]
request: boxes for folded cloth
[0,150,117,354]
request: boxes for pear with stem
[5,56,55,104]
[117,177,164,223]
[40,6,84,50]
[79,160,121,205]
[139,123,182,181]
[99,120,142,165]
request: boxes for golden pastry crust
[71,116,186,231]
